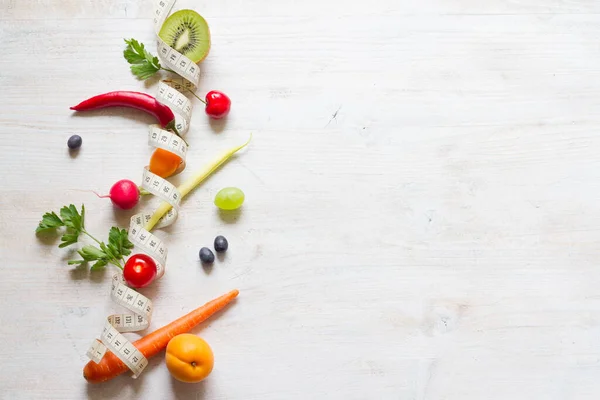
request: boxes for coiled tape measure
[86,0,199,378]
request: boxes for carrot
[83,289,239,383]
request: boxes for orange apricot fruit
[165,334,214,383]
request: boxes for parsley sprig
[36,204,133,270]
[124,38,174,80]
[122,38,203,110]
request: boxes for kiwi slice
[159,10,211,63]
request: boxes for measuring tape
[86,0,199,378]
[154,0,201,88]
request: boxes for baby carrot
[83,289,239,383]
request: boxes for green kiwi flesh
[159,10,211,63]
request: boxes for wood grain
[2,0,600,399]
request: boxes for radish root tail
[92,191,111,199]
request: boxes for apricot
[165,334,214,383]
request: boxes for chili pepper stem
[164,120,189,147]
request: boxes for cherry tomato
[123,253,157,288]
[205,91,231,119]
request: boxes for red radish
[96,179,140,210]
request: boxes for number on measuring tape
[86,275,153,376]
[156,40,200,88]
[156,81,193,121]
[148,125,188,160]
[140,169,182,209]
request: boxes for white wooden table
[2,0,600,398]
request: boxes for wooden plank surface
[2,0,600,399]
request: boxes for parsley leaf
[35,204,85,247]
[71,229,134,269]
[75,245,113,270]
[91,259,109,270]
[36,211,64,233]
[124,38,163,80]
[60,204,84,232]
[57,204,85,248]
[59,232,80,248]
[123,38,147,64]
[131,63,162,80]
[108,227,134,261]
[78,245,106,261]
[37,204,134,271]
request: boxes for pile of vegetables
[39,4,252,385]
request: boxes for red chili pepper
[70,91,177,133]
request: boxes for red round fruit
[109,179,140,210]
[205,91,231,119]
[123,253,157,288]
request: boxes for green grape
[214,187,245,210]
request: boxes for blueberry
[67,135,82,149]
[214,235,228,253]
[199,247,215,264]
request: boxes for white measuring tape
[154,0,201,88]
[86,0,199,378]
[156,80,194,135]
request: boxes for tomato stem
[162,79,206,104]
[185,88,206,104]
